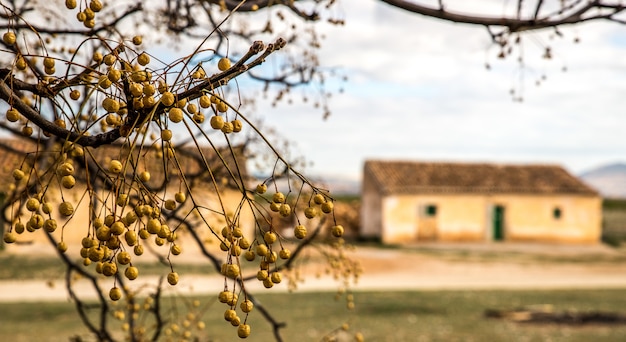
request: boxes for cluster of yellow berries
[65,0,103,29]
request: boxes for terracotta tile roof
[0,138,247,192]
[364,160,598,196]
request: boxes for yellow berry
[218,57,231,71]
[216,101,228,113]
[164,199,176,210]
[65,0,77,9]
[125,230,138,245]
[263,278,274,288]
[240,300,254,313]
[102,262,118,276]
[294,225,307,239]
[43,57,55,69]
[15,56,27,70]
[3,232,17,244]
[321,201,334,214]
[60,175,75,189]
[43,219,57,232]
[313,194,326,205]
[133,244,144,256]
[137,52,150,66]
[3,31,16,45]
[210,115,224,130]
[174,192,186,203]
[304,207,317,219]
[69,89,80,100]
[129,82,143,97]
[244,250,255,261]
[26,198,40,212]
[109,287,122,301]
[263,231,277,244]
[221,121,234,133]
[12,169,25,181]
[116,251,131,265]
[167,272,179,285]
[89,0,103,12]
[139,171,151,182]
[76,11,86,22]
[102,97,120,113]
[237,324,251,338]
[21,125,33,137]
[279,249,290,259]
[107,68,121,82]
[92,51,103,62]
[57,241,68,253]
[161,129,172,141]
[109,159,123,173]
[170,244,182,255]
[272,192,285,203]
[331,225,344,237]
[255,244,268,256]
[199,95,211,108]
[6,108,20,122]
[232,119,243,132]
[57,162,75,176]
[125,266,139,280]
[160,92,175,107]
[279,204,291,217]
[168,107,184,123]
[224,264,240,278]
[270,272,282,284]
[132,35,142,45]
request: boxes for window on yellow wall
[425,204,437,217]
[553,207,562,220]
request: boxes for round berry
[217,57,231,71]
[61,175,76,189]
[263,231,277,244]
[210,115,224,130]
[132,35,142,45]
[3,31,16,45]
[137,52,150,66]
[109,160,123,174]
[255,184,267,194]
[168,108,184,123]
[167,272,179,285]
[321,201,334,214]
[125,266,139,280]
[161,92,175,106]
[331,225,344,237]
[237,324,251,338]
[272,192,285,204]
[3,231,17,244]
[294,225,307,239]
[109,287,122,301]
[304,207,317,219]
[6,108,20,122]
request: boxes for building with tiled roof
[361,160,602,244]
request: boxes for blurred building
[361,161,601,244]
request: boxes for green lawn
[2,289,626,341]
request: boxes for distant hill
[579,163,626,199]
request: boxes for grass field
[2,289,626,341]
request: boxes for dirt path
[2,243,626,302]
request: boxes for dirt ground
[2,242,626,302]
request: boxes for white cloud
[247,0,626,182]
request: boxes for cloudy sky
[249,0,626,182]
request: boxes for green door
[493,205,505,241]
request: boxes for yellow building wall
[380,193,601,244]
